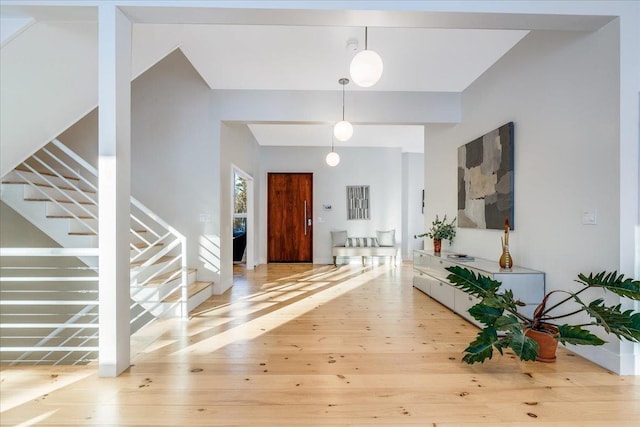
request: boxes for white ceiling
[178,25,529,92]
[248,123,426,153]
[1,3,611,153]
[180,24,527,153]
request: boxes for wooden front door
[267,173,313,262]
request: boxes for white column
[618,5,640,376]
[98,4,131,377]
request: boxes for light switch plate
[582,209,597,225]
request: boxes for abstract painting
[458,122,514,230]
[347,185,370,220]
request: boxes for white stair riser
[132,262,182,285]
[46,202,97,218]
[131,261,191,288]
[129,245,169,262]
[68,219,98,234]
[23,184,96,205]
[132,280,186,303]
[159,285,213,318]
[130,243,166,260]
[4,170,95,192]
[132,270,198,315]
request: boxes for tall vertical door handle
[304,200,308,235]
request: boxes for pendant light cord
[365,27,368,50]
[342,83,345,120]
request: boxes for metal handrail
[1,138,192,366]
[0,248,99,365]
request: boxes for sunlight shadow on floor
[173,265,389,356]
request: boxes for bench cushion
[376,230,396,247]
[345,237,379,247]
[331,230,348,247]
[332,245,397,256]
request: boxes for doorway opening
[232,166,254,270]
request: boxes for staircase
[0,139,212,365]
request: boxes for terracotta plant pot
[433,239,442,253]
[525,326,559,362]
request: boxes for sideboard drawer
[455,290,479,317]
[413,273,433,295]
[413,251,430,269]
[430,280,455,310]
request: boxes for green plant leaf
[584,300,640,342]
[461,327,499,364]
[494,314,522,332]
[494,337,512,354]
[468,304,504,326]
[508,329,539,361]
[557,324,606,346]
[497,289,522,312]
[446,266,501,298]
[577,271,640,300]
[424,214,457,242]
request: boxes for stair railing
[130,197,188,318]
[12,154,98,235]
[49,140,189,320]
[5,139,189,324]
[0,247,99,366]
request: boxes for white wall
[0,21,98,177]
[402,152,425,259]
[211,89,460,125]
[0,201,62,248]
[58,108,98,167]
[130,49,219,284]
[424,23,626,372]
[219,122,261,293]
[0,19,194,178]
[258,146,403,265]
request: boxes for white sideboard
[413,250,545,328]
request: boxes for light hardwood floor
[1,262,639,426]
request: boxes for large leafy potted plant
[445,266,640,364]
[415,214,456,253]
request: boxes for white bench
[331,231,398,267]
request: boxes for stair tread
[133,242,165,249]
[25,198,95,205]
[47,214,94,219]
[146,268,196,286]
[130,255,175,268]
[162,281,213,303]
[69,229,147,236]
[14,166,82,182]
[2,180,96,193]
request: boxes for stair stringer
[1,183,97,250]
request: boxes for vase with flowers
[415,214,457,253]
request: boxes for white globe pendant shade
[333,120,353,142]
[350,50,383,87]
[326,151,340,167]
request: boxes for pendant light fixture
[326,133,340,167]
[350,27,383,88]
[333,77,353,142]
